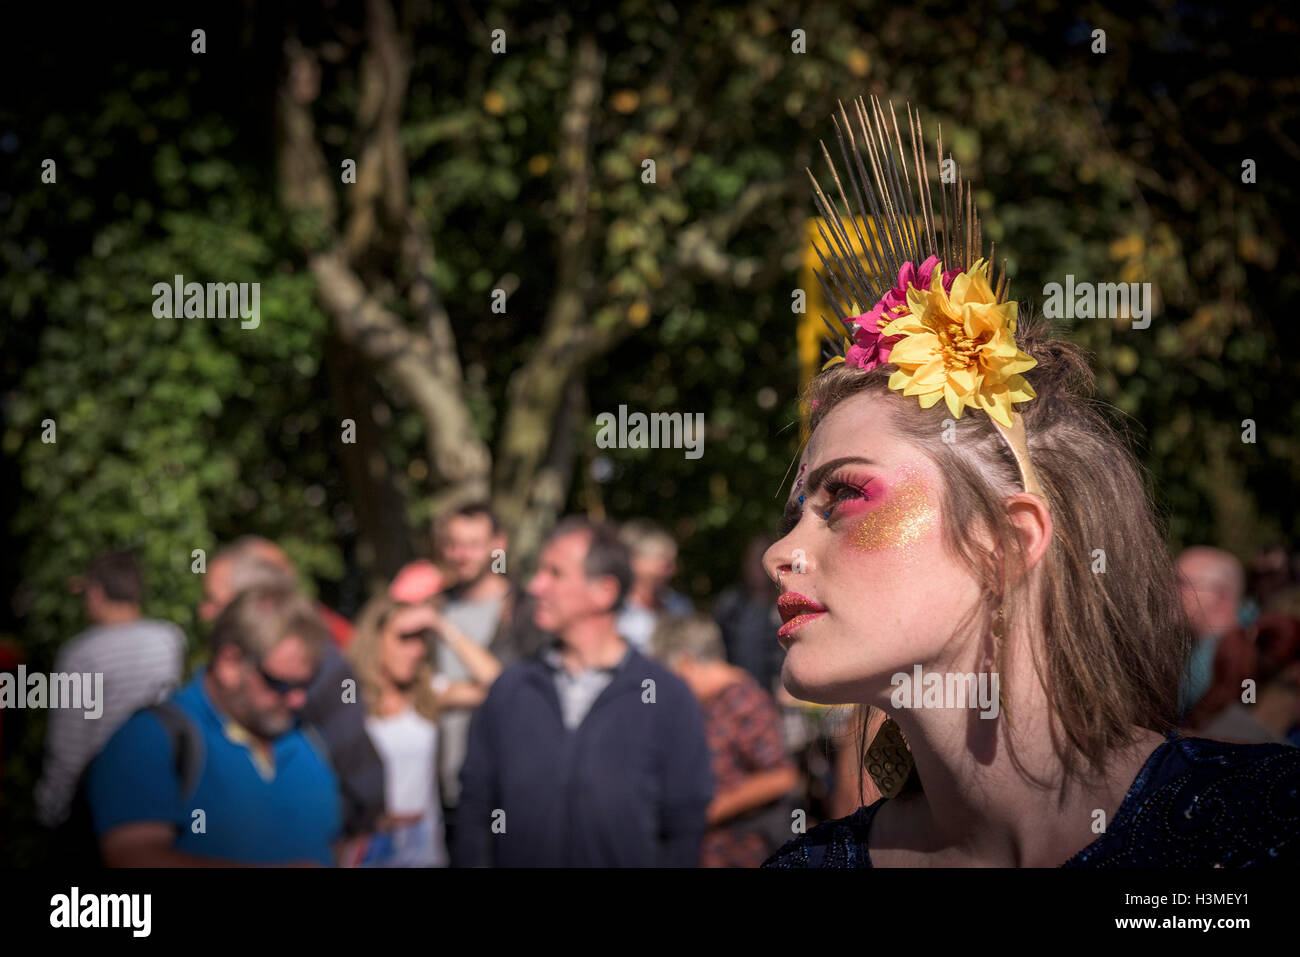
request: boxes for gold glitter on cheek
[849,466,937,551]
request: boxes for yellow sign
[797,215,883,441]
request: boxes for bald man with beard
[1176,546,1253,727]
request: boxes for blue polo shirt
[87,668,341,866]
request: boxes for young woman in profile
[344,594,501,867]
[762,96,1300,868]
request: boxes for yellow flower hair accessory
[880,258,1037,429]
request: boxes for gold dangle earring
[992,604,1012,727]
[864,712,916,799]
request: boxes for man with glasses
[85,583,341,866]
[200,538,385,841]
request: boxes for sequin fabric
[761,733,1300,867]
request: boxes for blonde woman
[762,96,1300,867]
[344,594,501,867]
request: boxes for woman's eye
[822,480,871,518]
[831,483,862,502]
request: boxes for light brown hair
[347,594,441,722]
[651,612,726,664]
[209,582,329,664]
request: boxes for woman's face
[379,605,434,689]
[763,391,985,705]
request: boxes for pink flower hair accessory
[842,255,958,371]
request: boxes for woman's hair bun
[1017,308,1096,402]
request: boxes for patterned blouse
[700,673,796,868]
[762,733,1300,867]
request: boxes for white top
[364,694,449,868]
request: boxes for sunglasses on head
[254,661,315,695]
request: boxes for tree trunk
[324,335,415,582]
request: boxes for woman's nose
[764,539,812,589]
[762,542,789,589]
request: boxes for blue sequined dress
[762,732,1300,867]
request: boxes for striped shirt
[35,619,185,827]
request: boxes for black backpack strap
[46,700,204,869]
[146,700,205,800]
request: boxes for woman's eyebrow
[800,456,878,498]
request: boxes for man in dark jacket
[456,517,714,867]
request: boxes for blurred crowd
[9,512,1300,867]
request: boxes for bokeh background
[2,0,1297,864]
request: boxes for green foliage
[4,110,344,659]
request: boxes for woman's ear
[1005,493,1053,583]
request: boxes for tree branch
[345,0,411,258]
[275,1,488,513]
[310,248,491,495]
[493,31,605,535]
